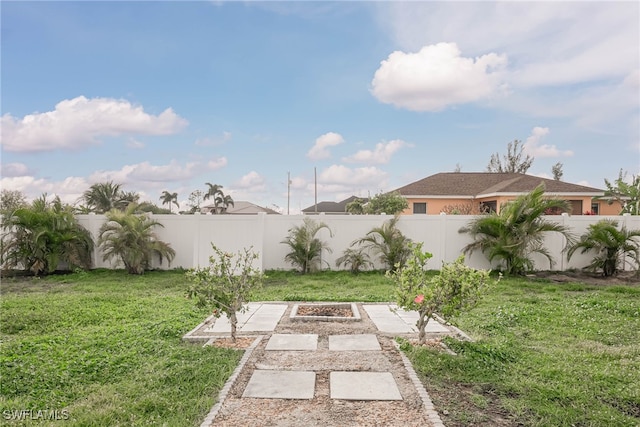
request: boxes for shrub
[567,219,640,277]
[335,247,373,274]
[354,215,411,272]
[390,243,496,344]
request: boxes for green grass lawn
[1,269,638,426]
[0,270,241,426]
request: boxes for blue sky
[2,1,639,213]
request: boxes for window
[413,202,427,214]
[590,202,599,215]
[480,201,497,213]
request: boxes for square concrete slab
[266,334,318,351]
[328,334,381,351]
[243,370,316,399]
[330,372,402,401]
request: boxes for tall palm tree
[460,184,573,275]
[567,219,640,277]
[354,215,411,272]
[97,203,176,275]
[281,217,333,273]
[80,181,123,213]
[159,191,179,213]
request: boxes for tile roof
[394,173,604,197]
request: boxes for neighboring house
[303,195,369,215]
[201,201,280,215]
[393,172,622,215]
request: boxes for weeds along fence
[74,213,640,273]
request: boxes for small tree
[390,243,495,344]
[335,247,373,274]
[281,217,333,273]
[486,139,534,174]
[567,219,640,277]
[601,169,640,215]
[186,245,263,342]
[552,162,563,181]
[365,191,408,215]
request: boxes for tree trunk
[416,308,432,345]
[230,311,238,342]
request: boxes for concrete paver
[328,334,381,351]
[242,370,316,399]
[205,303,287,333]
[363,304,450,334]
[330,371,403,401]
[266,334,318,351]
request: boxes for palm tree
[335,247,373,274]
[159,191,179,213]
[281,217,333,273]
[215,192,235,214]
[97,203,176,275]
[354,215,411,272]
[80,181,123,213]
[203,183,223,211]
[567,219,640,277]
[117,191,140,211]
[1,194,93,275]
[460,184,573,275]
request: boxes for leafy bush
[1,195,93,275]
[186,245,263,341]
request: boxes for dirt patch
[295,305,354,317]
[529,270,639,286]
[209,337,257,349]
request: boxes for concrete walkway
[185,302,453,427]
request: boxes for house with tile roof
[302,195,369,215]
[393,172,622,215]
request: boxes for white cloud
[0,175,89,205]
[376,2,639,123]
[89,160,203,184]
[2,162,30,177]
[195,131,232,146]
[1,96,188,153]
[235,171,265,189]
[126,138,145,149]
[343,139,409,164]
[208,157,228,170]
[371,43,507,112]
[307,132,345,160]
[523,127,573,158]
[319,164,388,187]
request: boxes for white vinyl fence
[75,213,640,273]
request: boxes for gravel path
[203,303,444,427]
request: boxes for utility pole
[314,167,317,214]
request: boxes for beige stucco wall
[404,196,623,215]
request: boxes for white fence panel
[65,213,640,272]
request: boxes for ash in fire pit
[290,303,361,322]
